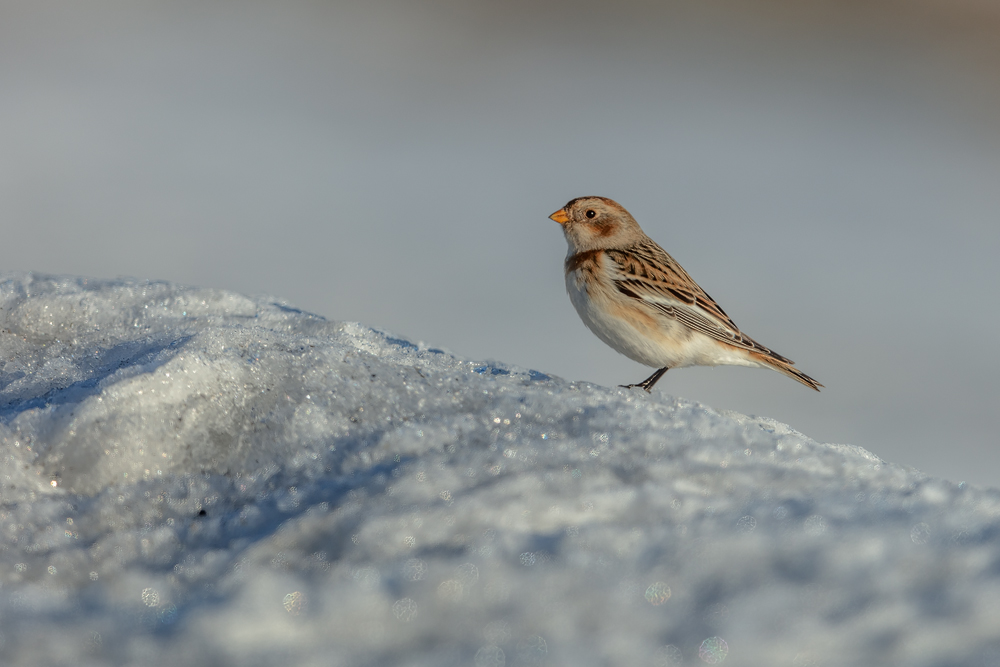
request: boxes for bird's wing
[604,243,794,363]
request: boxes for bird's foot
[619,367,669,393]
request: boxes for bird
[548,196,821,392]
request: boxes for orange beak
[549,208,570,225]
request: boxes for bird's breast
[564,249,603,278]
[564,256,675,367]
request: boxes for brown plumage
[549,196,821,392]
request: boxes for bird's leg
[620,367,668,393]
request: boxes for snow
[2,273,1000,666]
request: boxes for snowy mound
[2,273,999,666]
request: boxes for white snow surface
[1,273,999,667]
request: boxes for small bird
[549,196,821,392]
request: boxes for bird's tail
[750,352,823,391]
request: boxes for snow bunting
[549,196,821,392]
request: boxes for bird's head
[549,196,643,253]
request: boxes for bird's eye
[585,209,596,219]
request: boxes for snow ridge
[1,273,998,666]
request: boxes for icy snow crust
[2,274,1000,667]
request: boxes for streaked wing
[605,242,794,363]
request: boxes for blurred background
[1,0,999,485]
